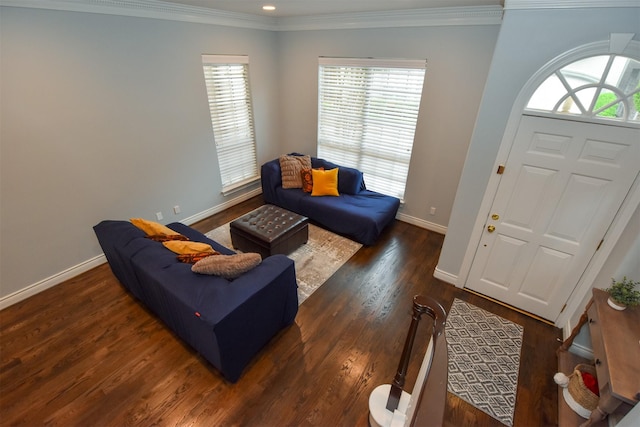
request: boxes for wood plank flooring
[1,196,562,426]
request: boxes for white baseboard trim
[396,212,447,235]
[433,266,458,285]
[182,187,263,226]
[3,189,454,310]
[0,188,264,310]
[0,254,106,311]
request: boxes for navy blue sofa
[261,156,400,245]
[93,220,298,382]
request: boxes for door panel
[546,174,609,244]
[467,115,640,320]
[519,246,571,302]
[483,234,527,288]
[503,165,556,231]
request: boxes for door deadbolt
[491,214,500,220]
[487,225,496,233]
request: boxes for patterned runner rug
[446,299,524,426]
[206,223,362,305]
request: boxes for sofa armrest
[206,254,298,381]
[129,248,298,382]
[261,159,283,204]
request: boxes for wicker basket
[567,364,599,411]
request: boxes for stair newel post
[385,295,431,412]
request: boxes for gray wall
[1,7,280,299]
[0,5,501,303]
[437,7,640,278]
[275,25,499,225]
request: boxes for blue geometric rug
[446,299,524,426]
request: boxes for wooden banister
[385,295,448,424]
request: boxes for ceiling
[158,0,504,18]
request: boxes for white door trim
[456,38,640,327]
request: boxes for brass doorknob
[487,225,495,233]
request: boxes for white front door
[466,115,640,320]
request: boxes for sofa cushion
[311,168,339,196]
[273,186,308,213]
[279,154,311,189]
[337,166,365,195]
[192,253,262,279]
[299,190,400,245]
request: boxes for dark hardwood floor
[1,196,562,426]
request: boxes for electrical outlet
[430,207,436,215]
[156,212,163,220]
[173,205,181,215]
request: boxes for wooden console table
[557,288,639,426]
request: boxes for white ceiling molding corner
[504,0,640,9]
[0,0,503,31]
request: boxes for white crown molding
[276,6,504,31]
[3,0,635,30]
[0,0,503,31]
[505,0,640,9]
[0,0,279,30]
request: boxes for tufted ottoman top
[230,205,308,243]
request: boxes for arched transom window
[526,54,640,124]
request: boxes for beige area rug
[206,223,362,305]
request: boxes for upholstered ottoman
[230,205,309,259]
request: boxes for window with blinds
[317,57,426,200]
[202,55,258,194]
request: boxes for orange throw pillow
[311,168,339,196]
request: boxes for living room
[1,0,639,425]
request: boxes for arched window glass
[526,54,640,123]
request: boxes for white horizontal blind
[317,57,426,200]
[202,55,258,193]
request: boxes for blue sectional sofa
[93,220,298,382]
[261,156,400,245]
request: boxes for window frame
[202,54,259,195]
[525,54,640,125]
[317,57,427,201]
